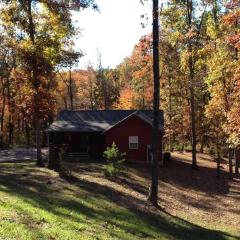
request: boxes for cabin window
[129,136,139,149]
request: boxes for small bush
[103,142,125,178]
[104,163,118,178]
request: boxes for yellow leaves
[206,16,218,40]
[18,40,34,52]
[169,31,185,46]
[205,98,226,129]
[0,2,18,25]
[205,39,240,145]
[115,87,134,110]
[36,4,69,40]
[180,50,189,71]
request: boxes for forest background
[0,0,239,172]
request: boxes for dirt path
[0,148,48,163]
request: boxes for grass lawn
[0,154,239,240]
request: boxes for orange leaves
[118,34,154,109]
[115,87,134,109]
[225,34,240,50]
[186,26,197,39]
[222,3,240,50]
[225,65,240,144]
[222,10,240,25]
[8,66,57,123]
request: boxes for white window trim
[129,136,139,150]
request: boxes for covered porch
[48,132,106,159]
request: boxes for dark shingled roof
[47,110,164,133]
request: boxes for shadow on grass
[0,163,237,240]
[122,159,240,215]
[126,158,231,196]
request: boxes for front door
[79,133,89,152]
[71,133,89,152]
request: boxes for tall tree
[222,0,240,175]
[186,0,197,169]
[148,0,160,206]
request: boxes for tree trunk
[228,148,233,179]
[8,115,14,146]
[189,48,197,169]
[200,134,204,153]
[235,148,239,175]
[7,76,14,146]
[216,149,221,177]
[141,78,146,109]
[35,95,44,167]
[0,80,6,147]
[148,0,160,207]
[168,78,173,152]
[25,122,30,146]
[103,79,108,110]
[26,0,43,166]
[48,145,60,171]
[90,86,94,110]
[89,69,95,110]
[63,97,68,110]
[187,0,197,169]
[180,96,184,152]
[69,66,74,110]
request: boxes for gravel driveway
[0,148,48,163]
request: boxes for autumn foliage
[0,0,239,175]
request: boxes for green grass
[0,162,238,240]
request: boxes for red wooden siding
[105,115,163,162]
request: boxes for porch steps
[66,152,90,161]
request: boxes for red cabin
[47,110,164,163]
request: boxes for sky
[72,0,152,69]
